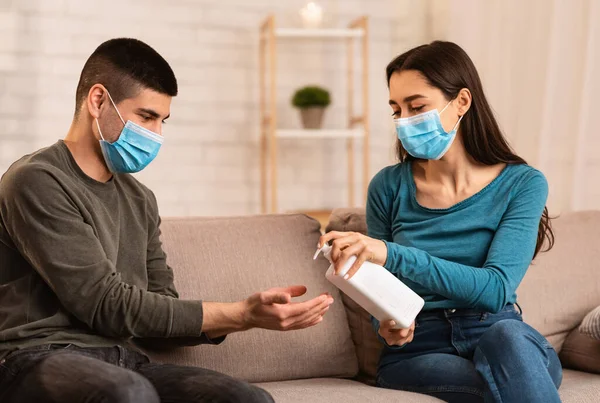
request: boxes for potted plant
[291,86,331,129]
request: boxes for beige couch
[144,209,600,402]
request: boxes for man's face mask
[95,90,164,174]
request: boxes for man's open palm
[244,285,334,331]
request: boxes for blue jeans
[376,304,562,403]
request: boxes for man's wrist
[232,300,252,332]
[201,300,251,339]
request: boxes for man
[0,38,334,403]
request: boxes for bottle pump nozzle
[313,243,333,262]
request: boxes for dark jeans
[0,344,274,403]
[377,304,562,403]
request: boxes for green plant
[291,86,331,108]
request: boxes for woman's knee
[377,353,485,393]
[477,319,548,358]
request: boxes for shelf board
[277,129,363,139]
[275,28,364,38]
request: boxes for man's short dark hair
[74,38,178,116]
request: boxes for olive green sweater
[0,141,211,359]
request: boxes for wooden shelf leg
[268,16,278,214]
[362,17,370,205]
[347,29,355,207]
[259,24,267,214]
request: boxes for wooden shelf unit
[259,15,370,214]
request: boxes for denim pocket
[1,344,75,375]
[479,308,522,328]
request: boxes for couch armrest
[326,208,367,234]
[326,208,382,384]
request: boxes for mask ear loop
[95,118,106,141]
[451,114,464,132]
[439,100,453,115]
[95,89,126,142]
[105,90,126,125]
[439,99,464,133]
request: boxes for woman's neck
[415,137,479,195]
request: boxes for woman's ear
[456,88,472,116]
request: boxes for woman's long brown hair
[386,41,554,258]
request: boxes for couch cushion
[560,370,600,403]
[516,211,600,351]
[329,209,600,353]
[326,209,383,384]
[256,378,444,402]
[560,329,600,374]
[144,214,358,383]
[255,372,600,403]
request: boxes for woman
[319,41,561,403]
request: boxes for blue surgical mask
[95,91,164,174]
[394,101,463,160]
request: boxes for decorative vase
[300,107,325,129]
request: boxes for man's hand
[243,285,334,331]
[201,285,334,339]
[378,320,415,347]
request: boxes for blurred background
[0,0,598,219]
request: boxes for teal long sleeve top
[367,162,548,319]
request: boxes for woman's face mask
[388,70,464,160]
[394,100,463,160]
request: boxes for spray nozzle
[313,243,333,261]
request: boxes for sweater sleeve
[383,171,548,313]
[144,191,179,299]
[365,168,394,243]
[135,191,225,348]
[0,164,205,339]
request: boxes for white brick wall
[0,0,429,216]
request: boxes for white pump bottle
[314,243,424,329]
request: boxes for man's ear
[86,84,108,120]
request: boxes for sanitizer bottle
[314,243,424,329]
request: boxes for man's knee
[102,371,160,403]
[208,375,273,403]
[228,383,274,403]
[138,363,273,403]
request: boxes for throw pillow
[559,326,600,374]
[579,305,600,340]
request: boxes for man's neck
[64,119,113,183]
